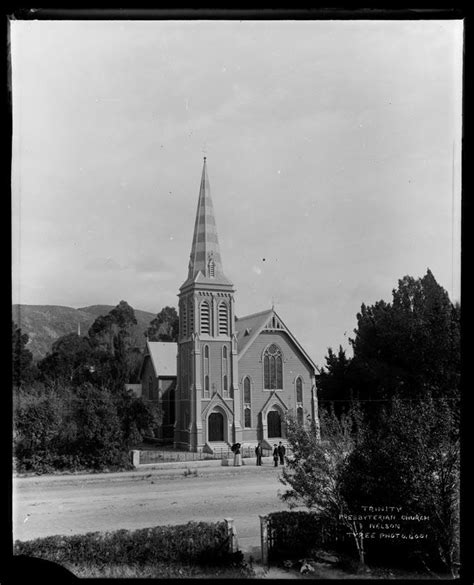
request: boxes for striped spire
[186,158,231,285]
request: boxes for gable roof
[235,309,274,356]
[235,308,320,374]
[201,391,234,419]
[142,340,177,378]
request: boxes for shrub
[266,511,350,560]
[340,397,460,574]
[14,521,233,567]
[14,385,66,471]
[13,383,138,473]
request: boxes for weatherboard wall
[237,330,314,431]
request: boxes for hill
[12,304,157,361]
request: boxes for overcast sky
[11,19,463,366]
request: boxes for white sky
[11,19,463,367]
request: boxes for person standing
[278,441,286,465]
[255,442,263,466]
[273,444,279,467]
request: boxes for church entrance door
[208,412,224,441]
[268,411,282,438]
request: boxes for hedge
[266,511,350,560]
[266,511,441,570]
[14,521,233,567]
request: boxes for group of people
[254,441,286,466]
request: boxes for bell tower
[174,158,241,450]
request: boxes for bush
[14,521,233,567]
[13,383,133,473]
[14,385,66,472]
[266,511,350,560]
[340,397,460,574]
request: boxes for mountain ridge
[12,304,158,361]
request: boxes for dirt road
[13,465,292,554]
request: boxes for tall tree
[38,333,94,385]
[145,306,179,342]
[12,322,35,386]
[318,269,460,407]
[88,300,138,355]
[317,345,354,415]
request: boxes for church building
[170,158,320,452]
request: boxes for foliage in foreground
[14,521,236,567]
[280,270,461,574]
[13,382,159,473]
[68,561,254,579]
[340,397,460,573]
[280,409,367,564]
[266,510,349,561]
[280,399,459,575]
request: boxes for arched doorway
[208,412,224,441]
[267,410,282,438]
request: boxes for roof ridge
[236,308,273,322]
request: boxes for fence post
[224,518,239,553]
[130,450,140,468]
[259,515,269,566]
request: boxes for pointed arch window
[208,258,215,278]
[200,300,210,335]
[181,301,188,338]
[296,377,303,404]
[148,376,154,401]
[296,377,303,426]
[222,345,229,397]
[244,408,251,428]
[263,344,283,390]
[243,377,251,403]
[188,298,194,335]
[243,377,251,428]
[181,348,189,398]
[218,302,229,335]
[203,344,210,398]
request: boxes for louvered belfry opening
[200,300,211,334]
[181,300,187,338]
[188,298,194,335]
[218,302,228,335]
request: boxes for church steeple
[184,158,232,287]
[175,157,239,451]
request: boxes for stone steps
[203,441,231,455]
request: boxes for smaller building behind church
[139,340,177,443]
